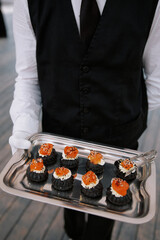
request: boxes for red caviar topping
[73,173,77,179]
[48,169,54,174]
[88,150,103,164]
[55,167,70,177]
[112,178,129,196]
[30,159,44,172]
[39,143,53,156]
[121,159,134,170]
[64,146,78,158]
[82,171,97,185]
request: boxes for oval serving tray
[0,133,156,224]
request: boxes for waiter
[9,0,160,239]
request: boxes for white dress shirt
[10,0,160,137]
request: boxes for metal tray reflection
[0,133,156,224]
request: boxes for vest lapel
[84,0,112,51]
[63,0,81,42]
[64,0,110,51]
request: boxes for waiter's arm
[9,0,41,153]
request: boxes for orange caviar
[82,171,97,185]
[30,159,44,172]
[73,173,77,179]
[55,167,70,177]
[64,146,78,158]
[121,159,134,170]
[88,150,103,164]
[39,143,53,156]
[112,178,129,196]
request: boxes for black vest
[28,0,158,148]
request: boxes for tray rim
[0,133,156,224]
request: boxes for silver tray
[0,133,157,224]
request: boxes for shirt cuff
[13,114,40,135]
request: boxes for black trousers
[0,2,7,38]
[64,142,138,240]
[64,209,114,240]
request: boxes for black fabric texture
[0,2,7,37]
[80,0,100,48]
[27,0,158,148]
[64,208,86,240]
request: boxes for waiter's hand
[9,131,32,154]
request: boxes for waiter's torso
[27,0,158,148]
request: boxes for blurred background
[0,1,160,239]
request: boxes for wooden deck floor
[0,4,160,240]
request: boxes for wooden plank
[0,190,16,219]
[0,5,160,240]
[0,90,13,110]
[61,233,69,240]
[0,118,12,139]
[0,101,13,118]
[0,197,31,239]
[0,119,12,134]
[111,222,123,240]
[0,76,14,92]
[0,134,12,155]
[0,84,14,98]
[0,144,12,171]
[0,57,15,71]
[43,208,65,240]
[154,201,160,240]
[5,201,45,240]
[112,223,138,240]
[0,111,12,127]
[136,219,156,240]
[24,204,60,240]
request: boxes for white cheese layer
[38,150,52,157]
[81,176,99,189]
[62,151,78,160]
[53,170,71,181]
[110,186,123,197]
[38,152,45,157]
[119,164,135,174]
[97,158,105,166]
[32,165,46,173]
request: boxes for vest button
[82,127,88,134]
[82,87,89,94]
[83,107,89,113]
[81,65,90,73]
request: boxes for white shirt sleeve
[143,1,160,111]
[10,0,42,135]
